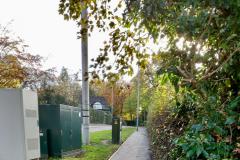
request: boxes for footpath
[109,127,151,160]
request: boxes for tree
[123,86,136,121]
[123,65,175,121]
[0,24,55,89]
[38,67,82,106]
[59,0,150,81]
[90,79,131,116]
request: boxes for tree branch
[176,66,189,78]
[199,48,240,80]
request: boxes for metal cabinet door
[71,109,82,149]
[22,90,40,160]
[60,107,72,152]
[39,129,48,158]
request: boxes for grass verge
[52,127,135,160]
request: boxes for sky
[0,0,108,74]
[0,0,168,81]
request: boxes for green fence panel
[89,108,112,124]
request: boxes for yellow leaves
[0,25,48,89]
[0,55,25,88]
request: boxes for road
[89,124,112,132]
[89,124,131,132]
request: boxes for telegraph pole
[136,67,140,131]
[81,6,90,145]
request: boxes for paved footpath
[109,127,151,160]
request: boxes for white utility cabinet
[0,89,40,160]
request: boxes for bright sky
[0,0,108,74]
[0,0,168,82]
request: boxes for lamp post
[136,67,140,131]
[112,85,114,116]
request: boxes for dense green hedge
[148,110,188,160]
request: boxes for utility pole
[81,6,90,145]
[136,67,140,131]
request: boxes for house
[90,96,111,111]
[80,96,111,111]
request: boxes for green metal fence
[90,108,112,124]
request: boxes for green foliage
[174,108,232,159]
[140,1,240,159]
[123,88,137,120]
[59,0,151,81]
[123,70,150,120]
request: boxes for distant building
[90,96,111,111]
[80,96,111,111]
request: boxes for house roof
[80,96,111,110]
[90,96,111,110]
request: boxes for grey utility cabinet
[0,89,40,160]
